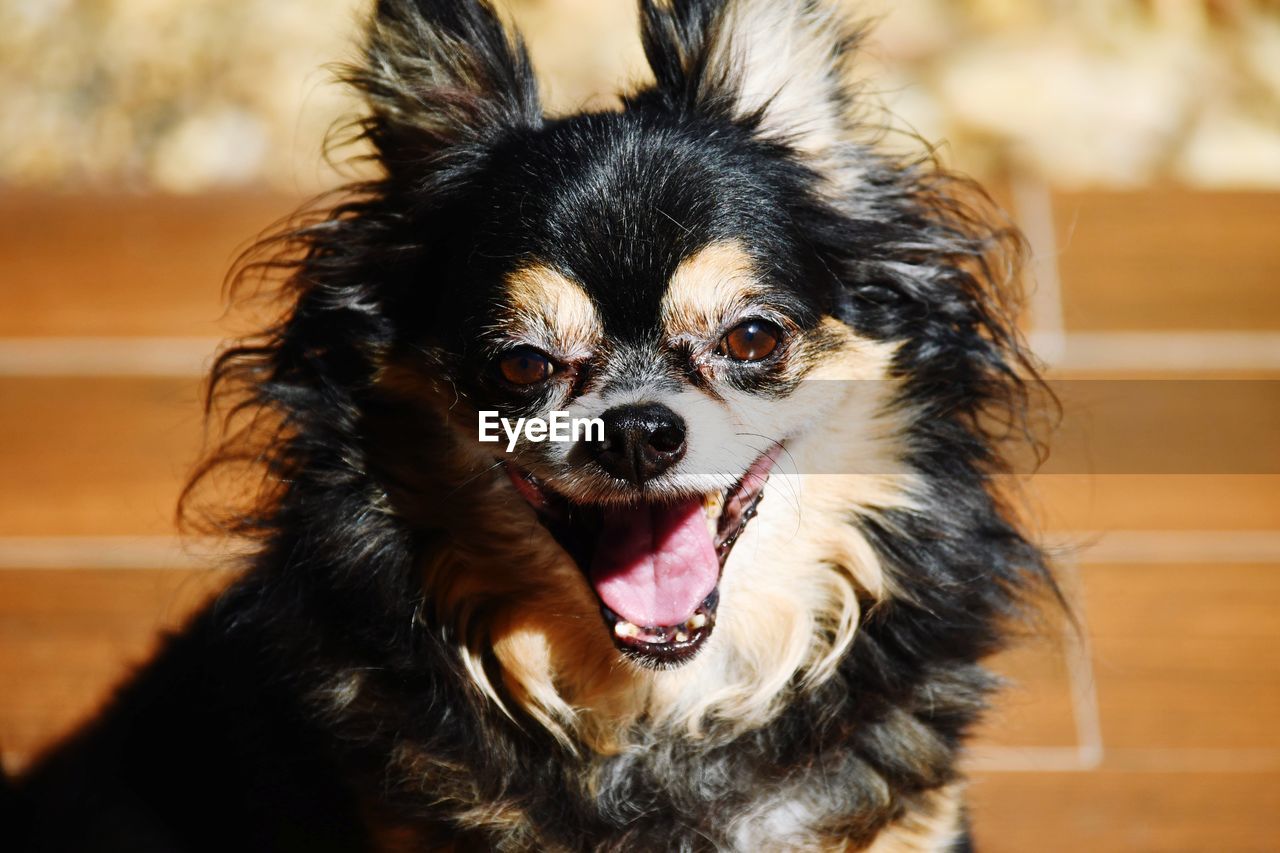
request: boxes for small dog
[13,1,1055,850]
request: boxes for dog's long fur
[11,1,1054,850]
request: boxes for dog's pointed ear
[352,0,541,175]
[640,0,860,162]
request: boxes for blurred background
[1,1,1277,849]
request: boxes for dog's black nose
[593,403,687,485]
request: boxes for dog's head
[203,0,1037,742]
[362,0,903,659]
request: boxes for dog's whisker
[442,459,506,499]
[732,432,803,521]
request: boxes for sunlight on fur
[499,264,602,357]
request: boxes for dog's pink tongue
[590,498,718,628]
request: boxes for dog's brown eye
[719,319,781,362]
[498,346,554,386]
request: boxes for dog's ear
[640,0,860,163]
[352,0,541,176]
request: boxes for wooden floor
[1,189,1277,850]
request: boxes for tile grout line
[1054,529,1280,564]
[964,746,1092,773]
[1017,170,1107,771]
[4,332,1280,376]
[1013,172,1066,364]
[14,745,1275,777]
[965,746,1280,774]
[1058,555,1105,770]
[0,536,244,570]
[0,336,222,376]
[1030,330,1280,371]
[2,530,1280,569]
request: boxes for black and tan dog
[12,0,1055,849]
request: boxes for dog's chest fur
[305,562,986,852]
[375,705,959,852]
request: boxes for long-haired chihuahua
[13,1,1055,850]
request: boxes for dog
[11,0,1056,849]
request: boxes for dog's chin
[504,451,778,670]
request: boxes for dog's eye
[498,346,555,385]
[718,319,781,362]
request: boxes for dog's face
[409,111,876,667]
[340,0,1000,738]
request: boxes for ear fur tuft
[640,0,864,162]
[350,0,541,175]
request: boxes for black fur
[11,0,1052,849]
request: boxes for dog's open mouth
[505,449,778,668]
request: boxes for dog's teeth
[616,615,705,645]
[703,491,724,534]
[614,620,641,639]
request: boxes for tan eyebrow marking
[502,265,601,352]
[661,240,766,337]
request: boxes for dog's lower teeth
[703,491,724,535]
[614,620,702,645]
[612,609,711,647]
